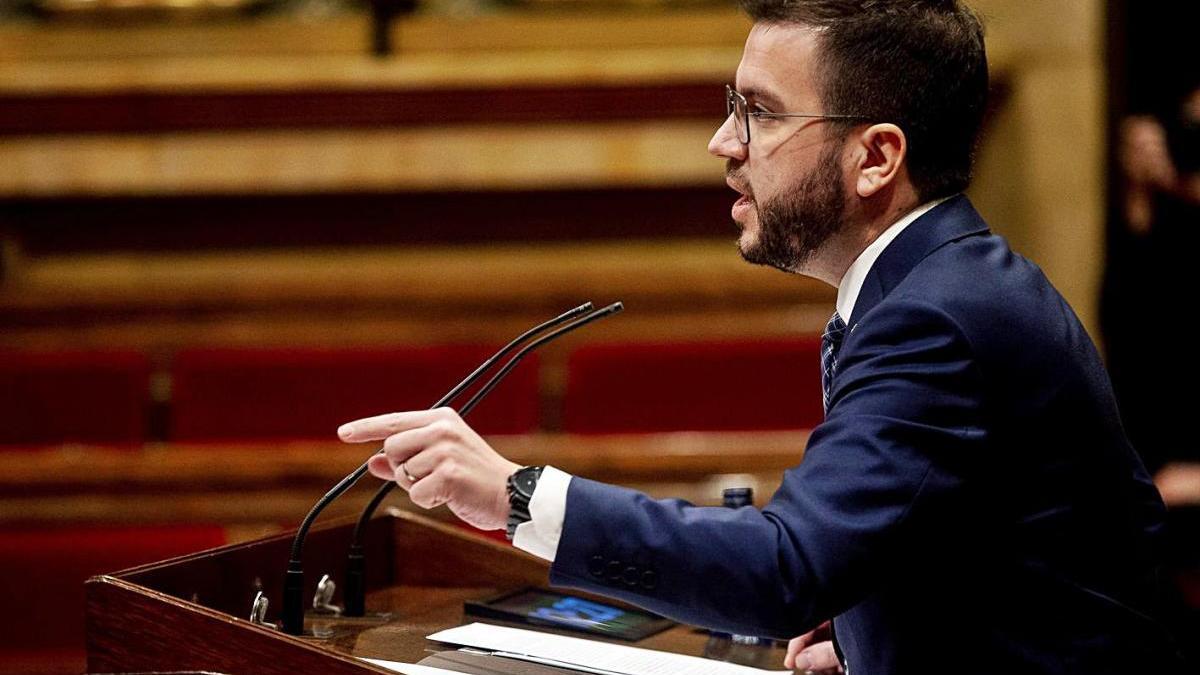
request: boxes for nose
[708,113,747,162]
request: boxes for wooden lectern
[84,510,733,674]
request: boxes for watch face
[513,467,542,498]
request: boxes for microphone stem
[280,302,596,634]
[351,302,623,550]
[340,302,623,618]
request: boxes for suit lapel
[846,195,991,329]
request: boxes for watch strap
[506,465,544,541]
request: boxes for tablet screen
[465,588,675,641]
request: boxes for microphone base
[343,546,368,617]
[282,561,306,635]
[296,613,391,642]
[286,623,337,640]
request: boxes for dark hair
[738,0,989,202]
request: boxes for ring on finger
[398,461,419,483]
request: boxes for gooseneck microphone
[341,301,625,617]
[281,302,622,634]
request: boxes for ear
[852,123,907,198]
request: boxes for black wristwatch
[506,465,544,541]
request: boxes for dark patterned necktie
[821,311,847,414]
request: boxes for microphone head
[602,301,624,315]
[556,302,595,323]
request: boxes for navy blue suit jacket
[548,197,1181,674]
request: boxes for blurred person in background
[1106,82,1200,485]
[1103,79,1200,668]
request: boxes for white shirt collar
[835,195,955,322]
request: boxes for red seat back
[0,350,151,447]
[169,345,540,441]
[0,525,227,653]
[562,338,823,433]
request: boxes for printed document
[427,622,790,675]
[360,658,464,674]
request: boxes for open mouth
[727,177,754,202]
[727,179,755,220]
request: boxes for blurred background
[0,0,1197,672]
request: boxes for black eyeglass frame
[725,84,871,145]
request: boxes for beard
[733,141,847,273]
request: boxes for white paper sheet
[360,657,467,674]
[426,622,790,675]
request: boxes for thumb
[793,641,842,674]
[784,632,815,669]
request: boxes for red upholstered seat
[562,338,824,433]
[169,345,540,442]
[0,350,151,447]
[0,525,227,673]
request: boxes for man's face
[708,23,849,274]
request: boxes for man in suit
[338,1,1183,672]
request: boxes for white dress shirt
[512,197,954,562]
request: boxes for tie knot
[823,311,847,344]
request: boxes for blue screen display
[490,590,661,638]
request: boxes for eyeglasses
[725,85,870,145]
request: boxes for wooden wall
[0,1,1106,347]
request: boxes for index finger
[789,630,818,654]
[338,408,453,442]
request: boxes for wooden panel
[0,432,809,526]
[0,120,721,196]
[85,514,548,672]
[85,514,549,671]
[85,513,787,672]
[3,433,811,489]
[0,11,748,63]
[0,307,834,361]
[0,241,828,313]
[86,576,385,674]
[0,46,742,96]
[3,187,736,254]
[0,240,835,356]
[0,82,723,136]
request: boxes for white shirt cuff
[511,465,572,562]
